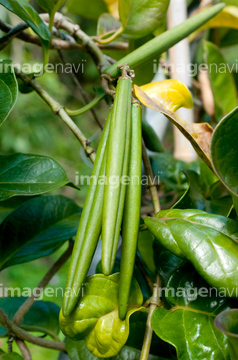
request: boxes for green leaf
[138,227,156,274]
[210,106,238,213]
[0,0,50,62]
[174,169,233,216]
[66,0,108,20]
[0,153,78,201]
[145,209,238,295]
[153,240,186,286]
[0,297,60,339]
[119,0,170,39]
[0,60,18,126]
[66,339,169,360]
[0,197,36,224]
[60,273,145,358]
[204,41,237,117]
[215,309,238,360]
[0,353,23,360]
[151,266,231,360]
[0,195,82,270]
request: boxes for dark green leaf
[0,153,78,201]
[145,209,238,295]
[0,60,18,125]
[204,41,237,117]
[0,195,82,270]
[119,0,170,39]
[174,169,233,216]
[0,196,36,224]
[153,240,186,286]
[66,339,169,360]
[210,106,238,213]
[215,309,238,360]
[0,297,60,338]
[150,152,198,193]
[151,266,231,360]
[66,0,107,20]
[0,353,23,360]
[60,273,144,357]
[0,0,50,55]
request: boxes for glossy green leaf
[210,106,238,213]
[0,197,35,224]
[60,273,145,358]
[0,60,18,126]
[0,195,82,270]
[204,41,237,117]
[151,266,231,360]
[174,169,233,216]
[0,153,78,201]
[145,209,238,295]
[67,0,108,20]
[0,353,23,360]
[0,0,50,61]
[66,338,169,360]
[119,0,170,39]
[215,309,238,360]
[0,297,60,338]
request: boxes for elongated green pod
[102,75,132,275]
[142,118,164,153]
[104,4,225,78]
[63,110,112,316]
[119,102,142,320]
[109,99,132,272]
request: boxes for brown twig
[140,274,161,360]
[142,140,161,214]
[16,339,32,360]
[58,50,103,129]
[0,309,65,352]
[13,241,74,326]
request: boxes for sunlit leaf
[204,41,237,117]
[119,0,170,39]
[60,273,145,358]
[134,81,213,169]
[104,0,119,19]
[145,209,238,296]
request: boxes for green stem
[65,93,106,117]
[104,4,225,76]
[15,68,96,163]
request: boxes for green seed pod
[62,110,112,317]
[101,75,132,276]
[119,102,142,320]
